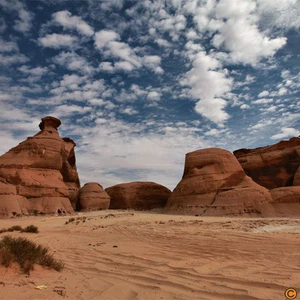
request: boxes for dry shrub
[0,236,64,274]
[0,225,38,234]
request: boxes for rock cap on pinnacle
[39,116,61,131]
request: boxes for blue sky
[0,0,299,189]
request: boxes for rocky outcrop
[78,182,110,211]
[106,182,171,210]
[260,187,300,217]
[165,148,273,216]
[0,116,80,217]
[293,166,300,186]
[234,137,300,189]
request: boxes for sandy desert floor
[0,210,299,300]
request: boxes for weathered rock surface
[165,148,272,216]
[294,166,300,186]
[260,187,300,217]
[78,182,110,211]
[106,182,171,210]
[0,116,80,217]
[234,137,300,189]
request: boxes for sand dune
[0,211,299,300]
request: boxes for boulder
[0,116,80,217]
[234,137,300,189]
[106,182,171,210]
[165,148,272,216]
[78,182,110,211]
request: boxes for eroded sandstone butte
[78,182,110,211]
[234,137,300,189]
[165,148,273,216]
[106,182,171,210]
[0,116,80,217]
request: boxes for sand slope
[0,211,299,300]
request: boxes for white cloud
[240,104,250,109]
[252,98,273,104]
[258,90,269,98]
[52,52,94,74]
[18,65,49,76]
[39,33,78,49]
[271,127,300,140]
[0,0,33,34]
[115,61,135,72]
[147,91,160,101]
[99,61,114,72]
[95,29,163,73]
[195,98,230,124]
[257,0,300,30]
[0,53,29,66]
[0,39,19,52]
[121,107,139,115]
[155,38,171,47]
[51,104,92,118]
[182,51,232,124]
[53,10,94,36]
[94,30,120,48]
[212,18,287,65]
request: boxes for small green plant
[0,236,64,274]
[0,225,38,234]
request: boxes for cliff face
[233,137,300,189]
[0,116,80,217]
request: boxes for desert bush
[21,225,39,233]
[0,236,64,274]
[0,225,38,234]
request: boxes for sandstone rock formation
[260,187,300,217]
[78,182,110,211]
[293,166,300,186]
[106,182,171,210]
[165,148,273,216]
[234,137,300,189]
[0,116,80,217]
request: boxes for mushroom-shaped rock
[165,148,272,216]
[106,182,171,210]
[78,183,110,211]
[234,137,300,189]
[0,116,80,217]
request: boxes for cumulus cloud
[0,39,19,52]
[53,10,94,36]
[212,19,286,65]
[147,91,160,101]
[0,53,29,66]
[257,0,300,30]
[18,65,49,76]
[0,0,33,33]
[52,52,94,74]
[39,33,78,49]
[271,127,300,140]
[99,61,114,72]
[258,90,269,98]
[95,29,163,73]
[182,51,232,124]
[94,30,120,48]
